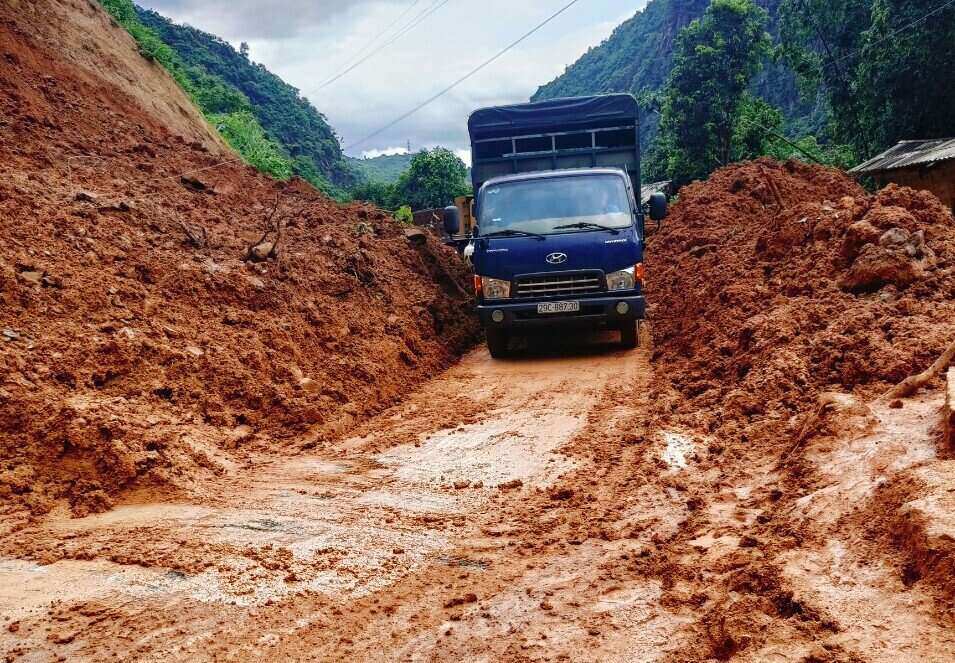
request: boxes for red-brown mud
[648,158,955,447]
[0,0,477,521]
[2,1,955,661]
[637,161,955,661]
[945,368,954,446]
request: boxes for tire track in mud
[0,343,653,660]
[3,339,954,661]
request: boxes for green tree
[732,93,784,161]
[655,0,772,186]
[190,69,251,115]
[853,0,955,155]
[394,148,470,211]
[208,111,293,180]
[779,0,955,158]
[729,94,856,168]
[765,135,856,169]
[349,180,399,210]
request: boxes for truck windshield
[478,175,632,236]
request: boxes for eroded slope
[0,0,477,520]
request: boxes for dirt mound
[647,158,955,446]
[0,1,477,519]
[2,0,226,153]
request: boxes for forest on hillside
[534,0,818,148]
[535,0,955,186]
[99,2,469,211]
[348,153,415,185]
[98,0,356,200]
[135,7,356,190]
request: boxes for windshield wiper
[480,229,546,241]
[553,222,621,234]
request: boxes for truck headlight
[606,267,636,292]
[480,277,511,300]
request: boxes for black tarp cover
[468,94,639,142]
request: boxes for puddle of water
[661,431,695,470]
[355,490,462,514]
[376,410,581,488]
[11,490,456,608]
[1,508,454,609]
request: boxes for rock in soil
[946,368,954,448]
[0,0,479,518]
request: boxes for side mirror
[443,206,461,236]
[649,192,668,222]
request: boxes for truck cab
[445,94,667,358]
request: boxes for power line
[735,117,824,164]
[795,0,848,84]
[317,0,453,90]
[345,0,585,152]
[825,0,955,69]
[321,0,449,89]
[324,0,423,82]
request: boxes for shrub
[207,111,293,181]
[394,205,414,226]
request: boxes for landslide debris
[629,159,955,661]
[648,158,955,447]
[0,1,478,519]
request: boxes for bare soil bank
[0,0,478,520]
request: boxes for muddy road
[4,336,953,662]
[1,340,659,660]
[3,2,954,659]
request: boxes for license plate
[537,301,580,314]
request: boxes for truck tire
[619,322,638,349]
[486,329,510,358]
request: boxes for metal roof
[850,138,955,175]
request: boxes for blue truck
[443,94,667,358]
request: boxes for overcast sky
[138,0,646,161]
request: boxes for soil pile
[648,158,955,445]
[0,1,478,518]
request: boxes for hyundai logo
[546,252,568,265]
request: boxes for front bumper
[477,294,646,329]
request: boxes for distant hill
[533,0,824,149]
[348,153,414,185]
[136,7,356,188]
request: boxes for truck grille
[514,271,604,299]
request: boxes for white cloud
[142,0,385,39]
[454,148,472,168]
[360,146,410,159]
[139,1,647,156]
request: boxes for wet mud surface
[2,1,955,660]
[3,343,955,661]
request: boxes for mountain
[136,7,356,188]
[533,0,823,148]
[348,153,415,185]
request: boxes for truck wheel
[619,322,638,349]
[486,329,510,359]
